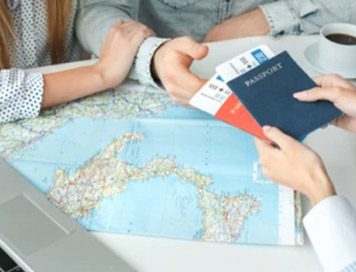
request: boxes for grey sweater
[77,0,356,87]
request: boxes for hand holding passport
[190,45,342,140]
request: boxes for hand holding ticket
[190,45,275,140]
[190,45,342,140]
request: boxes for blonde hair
[0,0,72,69]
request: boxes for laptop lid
[0,158,136,272]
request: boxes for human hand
[152,37,209,106]
[294,74,356,132]
[94,20,154,89]
[255,126,336,205]
[203,8,270,43]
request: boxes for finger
[172,96,191,107]
[293,86,344,103]
[332,115,356,132]
[167,67,207,99]
[144,28,155,37]
[118,23,154,44]
[314,74,354,89]
[262,126,296,150]
[172,37,209,60]
[115,20,125,27]
[120,19,136,27]
[164,83,188,100]
[165,86,192,106]
[119,21,144,32]
[165,82,201,103]
[108,21,124,36]
[254,138,274,153]
[132,28,154,43]
[128,24,154,40]
[254,137,282,163]
[118,21,150,35]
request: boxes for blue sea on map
[6,103,280,245]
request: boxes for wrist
[235,8,270,37]
[306,170,336,206]
[91,62,114,90]
[252,8,270,35]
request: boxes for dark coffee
[326,33,356,45]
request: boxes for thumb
[194,44,209,60]
[263,126,295,150]
[174,37,209,60]
[293,87,342,103]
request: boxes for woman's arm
[0,21,153,123]
[255,126,356,271]
[42,65,109,108]
[42,20,153,108]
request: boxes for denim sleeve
[259,0,356,36]
[76,0,167,87]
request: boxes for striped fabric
[341,262,356,272]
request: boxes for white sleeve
[303,196,356,272]
[0,69,44,124]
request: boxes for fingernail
[263,125,272,133]
[293,91,305,99]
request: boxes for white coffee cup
[318,23,356,76]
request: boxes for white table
[37,35,356,272]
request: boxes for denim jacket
[77,0,356,87]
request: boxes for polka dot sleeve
[0,69,44,124]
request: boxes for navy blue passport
[226,51,342,140]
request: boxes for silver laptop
[0,158,136,272]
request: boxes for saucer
[304,42,356,79]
